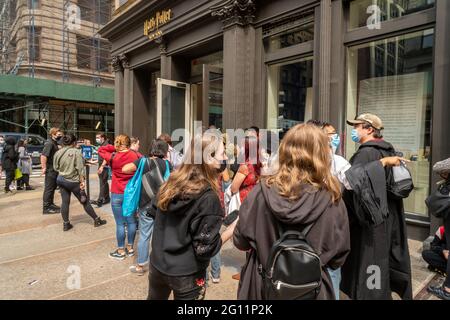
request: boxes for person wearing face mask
[90,133,111,208]
[146,131,231,300]
[41,128,64,214]
[341,113,413,300]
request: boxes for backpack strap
[109,152,116,168]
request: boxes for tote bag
[122,157,146,217]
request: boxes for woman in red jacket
[98,134,141,260]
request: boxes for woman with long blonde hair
[147,131,230,300]
[233,124,350,300]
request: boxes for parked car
[0,132,46,168]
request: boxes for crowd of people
[2,111,450,301]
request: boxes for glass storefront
[190,52,223,129]
[267,57,313,136]
[346,29,434,216]
[349,0,435,30]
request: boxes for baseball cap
[347,113,384,130]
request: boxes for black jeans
[422,250,447,274]
[148,265,206,300]
[97,168,110,202]
[43,169,58,209]
[19,174,30,187]
[4,169,14,192]
[56,176,98,223]
[445,217,450,288]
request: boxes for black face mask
[216,160,227,174]
[54,136,62,141]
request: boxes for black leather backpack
[257,222,322,300]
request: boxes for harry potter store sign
[144,9,172,41]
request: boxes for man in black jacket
[2,137,19,194]
[41,128,63,214]
[341,113,412,300]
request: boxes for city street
[0,170,444,300]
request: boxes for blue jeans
[210,252,221,279]
[137,209,154,265]
[327,267,341,300]
[111,193,137,249]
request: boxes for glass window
[267,58,314,137]
[349,0,435,30]
[27,27,41,62]
[264,18,314,52]
[28,0,40,10]
[346,29,434,216]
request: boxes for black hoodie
[149,187,224,276]
[1,137,19,171]
[233,182,350,300]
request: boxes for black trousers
[43,169,58,209]
[56,176,98,223]
[97,168,110,202]
[445,217,450,288]
[148,265,206,300]
[18,174,30,187]
[4,169,14,192]
[422,250,447,274]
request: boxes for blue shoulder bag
[122,157,146,217]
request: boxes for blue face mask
[351,128,360,143]
[331,134,340,149]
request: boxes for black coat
[1,137,19,171]
[341,140,413,300]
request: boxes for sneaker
[25,186,34,191]
[125,247,135,257]
[63,222,73,232]
[94,217,107,227]
[109,249,126,261]
[210,272,220,284]
[43,207,60,214]
[16,186,23,191]
[129,265,145,276]
[427,285,450,300]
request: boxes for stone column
[112,55,124,134]
[120,53,133,136]
[314,0,332,122]
[212,0,257,130]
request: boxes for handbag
[14,168,23,180]
[122,157,146,217]
[223,185,240,226]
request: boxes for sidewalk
[0,174,441,300]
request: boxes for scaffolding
[0,0,113,85]
[0,0,115,139]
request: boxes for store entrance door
[202,65,223,129]
[156,78,191,144]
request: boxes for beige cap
[347,113,384,130]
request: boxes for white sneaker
[210,272,220,284]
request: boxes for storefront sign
[144,9,172,41]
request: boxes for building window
[76,35,111,72]
[267,58,314,137]
[27,27,41,62]
[263,14,314,52]
[346,29,434,216]
[28,0,40,10]
[349,0,435,30]
[78,0,111,25]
